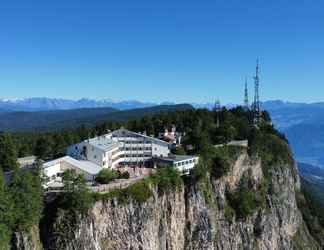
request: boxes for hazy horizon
[1,96,324,106]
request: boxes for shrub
[224,205,235,221]
[151,167,183,192]
[211,156,230,178]
[172,146,186,155]
[229,188,257,219]
[95,169,120,184]
[126,180,153,203]
[120,171,130,179]
[226,181,267,220]
[209,146,241,179]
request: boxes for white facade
[154,155,199,174]
[67,128,170,169]
[43,156,102,187]
[43,128,198,186]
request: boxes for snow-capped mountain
[0,98,157,112]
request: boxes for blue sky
[0,0,323,104]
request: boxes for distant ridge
[0,104,193,132]
[0,97,157,112]
[2,97,324,113]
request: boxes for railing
[45,167,155,194]
[90,175,147,193]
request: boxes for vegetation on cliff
[296,178,324,247]
[1,107,323,248]
[94,167,183,204]
[0,167,43,249]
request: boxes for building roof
[87,136,120,152]
[111,128,169,146]
[154,154,198,163]
[43,156,102,175]
[214,140,248,148]
[18,155,37,164]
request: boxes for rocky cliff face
[12,226,43,250]
[37,150,319,250]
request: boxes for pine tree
[0,133,19,171]
[0,169,14,248]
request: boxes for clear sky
[0,0,323,104]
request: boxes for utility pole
[253,59,261,124]
[244,77,249,110]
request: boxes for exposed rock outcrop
[12,226,43,250]
[38,150,319,250]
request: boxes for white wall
[152,143,169,157]
[86,144,104,167]
[174,157,199,174]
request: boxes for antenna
[253,58,261,124]
[244,77,249,110]
[214,99,221,128]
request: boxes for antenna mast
[244,77,249,110]
[214,99,221,128]
[253,59,261,124]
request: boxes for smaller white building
[17,156,37,168]
[43,156,102,188]
[153,155,199,174]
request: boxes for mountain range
[1,97,323,114]
[0,98,157,112]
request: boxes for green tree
[60,170,93,215]
[172,146,186,155]
[0,170,14,249]
[34,136,53,160]
[0,133,19,171]
[9,169,43,232]
[52,134,68,158]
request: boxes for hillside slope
[0,104,193,132]
[298,163,324,207]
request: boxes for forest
[0,107,323,248]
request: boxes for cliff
[35,148,319,250]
